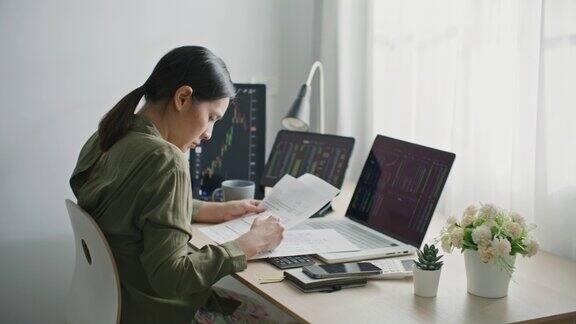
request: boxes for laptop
[261,130,355,189]
[294,135,456,264]
[261,130,355,217]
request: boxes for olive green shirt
[70,115,247,324]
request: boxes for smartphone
[302,262,382,279]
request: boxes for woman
[70,46,284,323]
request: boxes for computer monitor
[346,135,456,248]
[261,130,355,189]
[190,84,266,200]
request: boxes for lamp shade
[282,84,310,131]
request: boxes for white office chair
[65,199,121,324]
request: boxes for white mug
[212,180,255,202]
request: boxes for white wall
[0,0,316,322]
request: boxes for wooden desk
[190,183,576,323]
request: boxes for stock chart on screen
[190,84,266,200]
[346,135,455,247]
[261,130,355,189]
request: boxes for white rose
[499,212,512,225]
[492,237,512,258]
[484,218,497,229]
[478,244,495,263]
[461,213,475,228]
[471,225,492,246]
[510,212,525,225]
[475,214,496,228]
[464,204,478,216]
[446,216,458,227]
[441,234,452,253]
[450,227,465,249]
[503,221,522,240]
[480,203,499,218]
[524,239,539,257]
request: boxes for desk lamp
[282,61,325,133]
[281,61,332,217]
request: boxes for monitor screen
[261,130,355,189]
[190,84,266,200]
[346,135,455,248]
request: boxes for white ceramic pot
[413,267,441,297]
[464,250,516,298]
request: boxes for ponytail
[98,86,145,151]
[97,46,235,151]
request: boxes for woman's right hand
[235,215,284,259]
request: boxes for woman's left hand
[194,199,267,223]
[220,199,266,222]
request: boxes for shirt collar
[132,114,162,138]
[132,114,187,156]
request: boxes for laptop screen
[261,130,355,189]
[345,135,455,248]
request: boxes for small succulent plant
[414,244,444,271]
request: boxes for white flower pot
[413,267,441,297]
[464,250,516,298]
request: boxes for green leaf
[464,228,473,242]
[417,244,443,265]
[462,241,475,249]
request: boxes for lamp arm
[305,61,325,134]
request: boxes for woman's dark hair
[98,46,235,151]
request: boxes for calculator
[267,255,315,269]
[368,258,415,279]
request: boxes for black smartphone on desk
[303,262,382,279]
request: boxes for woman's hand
[194,199,266,223]
[220,199,266,222]
[235,216,284,259]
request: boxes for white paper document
[252,229,359,259]
[199,173,339,244]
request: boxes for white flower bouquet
[438,203,539,273]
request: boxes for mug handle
[212,188,223,202]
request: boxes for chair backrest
[65,199,120,324]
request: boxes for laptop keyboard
[304,220,397,250]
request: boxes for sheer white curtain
[369,0,575,259]
[319,0,575,259]
[535,0,576,260]
[314,0,373,181]
[371,0,542,225]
